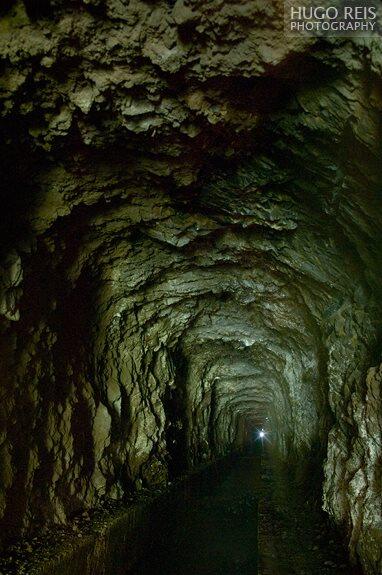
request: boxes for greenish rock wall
[1,1,382,573]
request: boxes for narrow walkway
[134,455,260,575]
[257,458,362,575]
[131,452,362,575]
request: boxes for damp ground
[131,448,362,575]
[0,449,363,575]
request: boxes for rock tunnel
[0,1,382,573]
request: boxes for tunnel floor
[131,450,362,575]
[133,455,259,575]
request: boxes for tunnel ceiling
[1,1,382,573]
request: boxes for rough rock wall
[1,1,382,573]
[324,363,382,574]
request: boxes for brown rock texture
[0,1,382,573]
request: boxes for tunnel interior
[1,1,382,574]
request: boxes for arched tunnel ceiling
[1,1,382,573]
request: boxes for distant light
[259,431,265,438]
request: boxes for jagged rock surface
[1,1,382,573]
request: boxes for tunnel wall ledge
[27,500,154,575]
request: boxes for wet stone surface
[132,455,260,575]
[133,452,362,575]
[258,457,362,575]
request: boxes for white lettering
[290,20,305,30]
[326,6,338,19]
[286,2,379,36]
[314,7,326,19]
[302,7,313,19]
[290,6,302,19]
[368,7,377,19]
